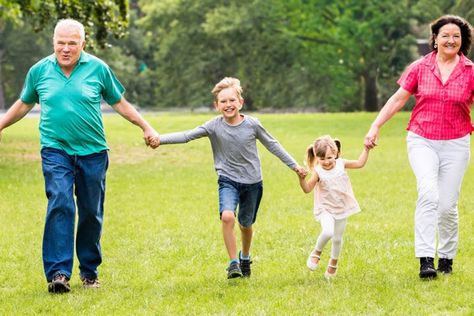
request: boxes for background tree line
[0,0,473,112]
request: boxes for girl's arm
[299,172,319,193]
[344,147,370,169]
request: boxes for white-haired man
[0,19,159,293]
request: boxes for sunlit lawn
[0,112,473,315]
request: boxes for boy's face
[214,87,244,123]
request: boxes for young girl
[298,135,370,279]
[153,77,306,279]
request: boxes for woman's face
[435,23,462,57]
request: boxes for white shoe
[306,253,320,271]
[324,264,338,280]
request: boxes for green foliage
[1,113,474,314]
[0,0,22,25]
[1,0,472,111]
[0,23,51,106]
[4,0,129,48]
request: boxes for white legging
[314,212,347,259]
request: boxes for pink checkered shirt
[398,51,474,140]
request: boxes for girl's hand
[364,125,379,149]
[294,165,308,179]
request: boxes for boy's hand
[148,135,161,149]
[294,165,308,179]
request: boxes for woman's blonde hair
[305,135,341,169]
[211,77,243,101]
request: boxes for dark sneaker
[81,276,101,289]
[227,262,243,279]
[48,273,71,293]
[437,258,453,275]
[239,252,252,277]
[419,257,437,279]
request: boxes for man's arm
[0,99,35,142]
[112,97,159,148]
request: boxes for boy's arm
[299,172,318,193]
[344,147,370,169]
[159,126,208,145]
[255,119,299,169]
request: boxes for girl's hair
[305,135,341,169]
[211,77,243,101]
[430,15,473,56]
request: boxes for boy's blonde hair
[211,77,243,101]
[305,135,341,169]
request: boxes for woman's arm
[364,87,411,149]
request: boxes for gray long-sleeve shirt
[159,115,298,184]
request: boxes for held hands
[294,165,308,179]
[148,134,160,148]
[364,125,379,150]
[143,128,160,149]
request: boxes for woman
[364,15,473,279]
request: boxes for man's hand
[144,129,160,149]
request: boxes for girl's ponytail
[306,144,316,169]
[334,139,341,158]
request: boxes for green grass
[1,112,473,315]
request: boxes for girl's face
[435,23,462,57]
[318,147,337,170]
[214,87,244,123]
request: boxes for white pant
[407,132,470,259]
[314,212,347,259]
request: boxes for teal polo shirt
[20,52,125,155]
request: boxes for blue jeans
[41,147,108,281]
[217,176,263,227]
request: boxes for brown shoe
[48,273,71,293]
[81,276,100,289]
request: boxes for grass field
[0,112,473,315]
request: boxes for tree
[0,0,129,110]
[280,0,422,111]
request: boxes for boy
[153,77,306,278]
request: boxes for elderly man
[0,19,159,293]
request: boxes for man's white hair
[54,19,85,41]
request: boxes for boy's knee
[221,211,235,224]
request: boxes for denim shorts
[217,175,263,227]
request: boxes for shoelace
[53,274,67,281]
[83,278,99,285]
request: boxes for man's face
[53,26,84,71]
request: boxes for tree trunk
[0,47,5,110]
[363,71,378,112]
